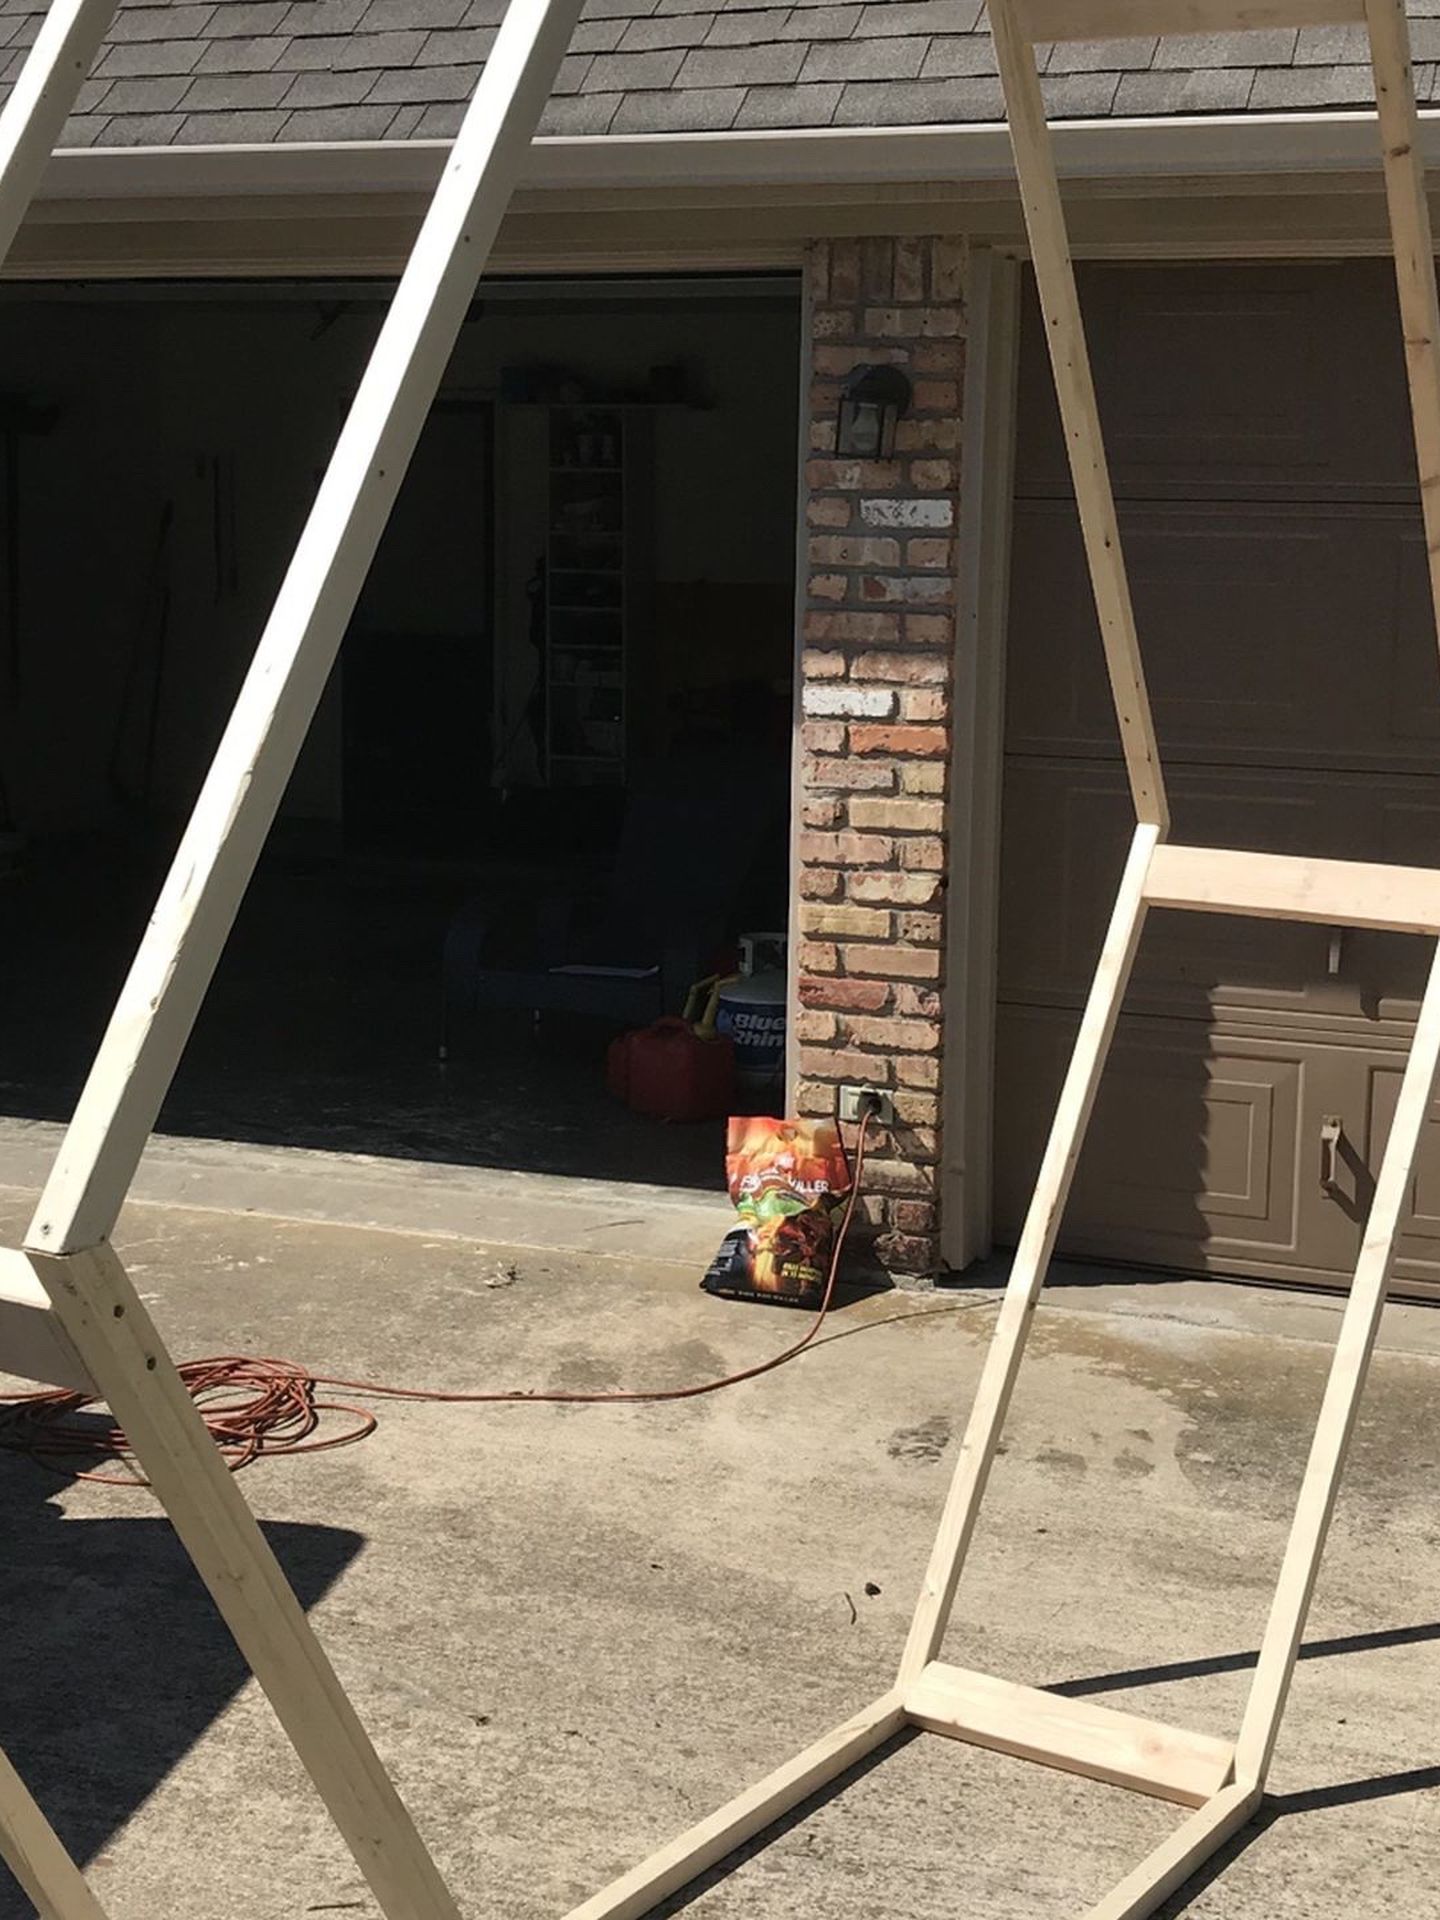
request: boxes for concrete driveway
[0,1132,1437,1919]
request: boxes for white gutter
[31,108,1440,203]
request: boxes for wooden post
[27,0,587,1259]
[0,1741,112,1920]
[985,0,1168,831]
[899,824,1158,1682]
[1236,940,1440,1782]
[8,7,1440,1920]
[0,0,119,266]
[562,1692,906,1920]
[1082,1782,1262,1920]
[1367,0,1440,654]
[1225,10,1440,1792]
[5,2,584,1915]
[559,9,1440,1919]
[27,1242,463,1920]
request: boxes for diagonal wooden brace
[8,4,1440,1920]
[0,1738,111,1920]
[26,1242,464,1920]
[1,3,584,1917]
[27,0,588,1262]
[0,0,121,266]
[566,10,1440,1916]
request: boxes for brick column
[796,236,967,1278]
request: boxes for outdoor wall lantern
[834,364,913,459]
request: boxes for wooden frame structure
[2,2,1439,1917]
[560,6,1440,1918]
[0,3,586,1916]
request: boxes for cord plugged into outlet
[838,1084,894,1127]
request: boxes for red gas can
[607,1018,736,1123]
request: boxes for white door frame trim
[785,250,817,1109]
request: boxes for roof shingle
[1,0,1435,151]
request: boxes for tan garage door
[995,262,1440,1295]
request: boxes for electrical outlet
[837,1085,894,1127]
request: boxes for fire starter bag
[701,1117,852,1308]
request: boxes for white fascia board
[31,109,1440,204]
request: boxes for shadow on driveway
[0,1454,362,1917]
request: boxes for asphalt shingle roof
[3,0,1440,150]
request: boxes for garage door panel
[1373,783,1440,869]
[1008,504,1435,771]
[1336,929,1431,1021]
[1085,1046,1284,1233]
[1016,264,1417,500]
[994,1011,1333,1269]
[998,763,1133,1004]
[1359,1060,1440,1296]
[1384,525,1440,751]
[1352,788,1440,1017]
[1005,509,1102,753]
[998,260,1440,1293]
[1001,758,1349,1016]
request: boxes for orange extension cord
[0,1115,872,1488]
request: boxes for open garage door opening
[996,259,1440,1298]
[0,273,801,1192]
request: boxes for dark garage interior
[0,273,801,1190]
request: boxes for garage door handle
[1320,1115,1345,1199]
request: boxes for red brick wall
[796,236,967,1277]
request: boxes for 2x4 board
[0,3,1438,1918]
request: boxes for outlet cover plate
[837,1085,895,1126]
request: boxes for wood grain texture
[904,1663,1235,1806]
[1145,843,1440,932]
[0,1245,92,1390]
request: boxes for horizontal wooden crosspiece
[902,1663,1236,1807]
[0,1247,93,1392]
[1144,844,1440,933]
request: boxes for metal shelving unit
[544,405,633,785]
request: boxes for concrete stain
[1034,1446,1089,1478]
[1112,1448,1155,1479]
[886,1414,952,1462]
[1024,1304,1440,1522]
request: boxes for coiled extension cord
[0,1113,874,1487]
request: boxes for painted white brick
[803,686,896,718]
[860,496,955,529]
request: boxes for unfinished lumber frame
[0,3,584,1917]
[1,2,1438,1918]
[561,5,1440,1919]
